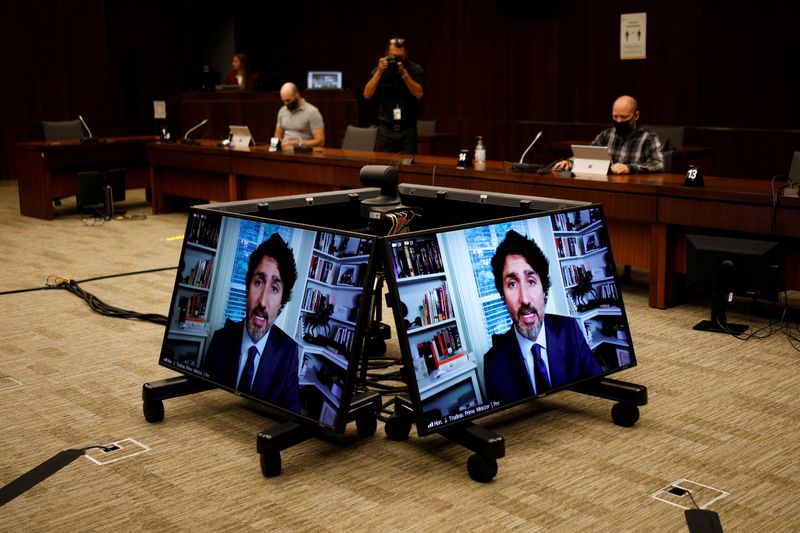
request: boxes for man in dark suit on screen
[204,233,301,413]
[483,230,602,405]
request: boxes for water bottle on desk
[474,136,486,170]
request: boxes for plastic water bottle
[475,136,486,162]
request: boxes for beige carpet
[1,180,799,531]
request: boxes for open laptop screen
[789,151,800,183]
[571,145,611,176]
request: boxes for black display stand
[385,395,506,483]
[256,391,382,477]
[568,377,648,427]
[141,178,650,483]
[142,377,382,477]
[383,377,647,482]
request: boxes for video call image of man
[203,233,301,413]
[274,82,325,150]
[555,95,664,175]
[483,230,602,405]
[363,37,424,154]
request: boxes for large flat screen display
[159,209,375,430]
[384,205,636,435]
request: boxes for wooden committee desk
[16,136,157,220]
[147,142,800,310]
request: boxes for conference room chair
[42,119,95,208]
[416,120,437,135]
[662,150,674,173]
[42,119,84,142]
[650,125,685,151]
[342,125,378,151]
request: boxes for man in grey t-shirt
[274,82,325,150]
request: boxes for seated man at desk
[483,230,602,405]
[274,82,325,150]
[555,95,664,174]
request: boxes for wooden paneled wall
[3,1,798,182]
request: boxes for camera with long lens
[386,54,401,72]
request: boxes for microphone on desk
[511,131,543,173]
[181,119,208,145]
[78,115,99,144]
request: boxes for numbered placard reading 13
[684,165,704,188]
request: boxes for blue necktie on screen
[239,345,258,393]
[532,344,551,393]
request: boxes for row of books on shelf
[307,256,364,287]
[187,213,220,249]
[315,232,371,258]
[550,208,599,233]
[302,287,334,313]
[331,325,356,351]
[596,281,618,301]
[555,235,582,258]
[391,238,444,279]
[177,294,208,328]
[555,231,604,258]
[562,263,591,287]
[416,281,453,326]
[417,324,463,372]
[184,258,214,288]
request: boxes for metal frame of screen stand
[379,183,648,483]
[141,188,387,477]
[385,377,648,482]
[141,376,382,477]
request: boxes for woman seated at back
[224,53,257,90]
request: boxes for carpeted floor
[1,180,798,531]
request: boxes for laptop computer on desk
[571,145,611,177]
[785,151,800,197]
[229,125,253,150]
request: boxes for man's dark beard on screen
[513,302,543,341]
[246,305,271,343]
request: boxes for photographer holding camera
[363,37,424,154]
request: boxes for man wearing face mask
[274,82,325,150]
[554,95,664,174]
[363,37,424,154]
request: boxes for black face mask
[286,98,299,112]
[613,120,633,137]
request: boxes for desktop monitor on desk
[307,71,343,90]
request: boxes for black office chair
[650,125,685,152]
[662,150,674,173]
[42,120,83,142]
[342,125,378,151]
[416,120,437,135]
[42,119,96,209]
